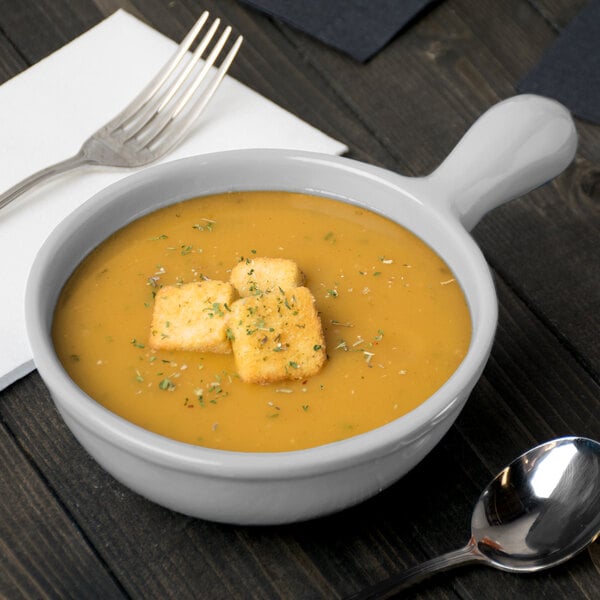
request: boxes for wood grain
[0,0,598,598]
[0,407,126,599]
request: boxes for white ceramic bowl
[26,95,577,525]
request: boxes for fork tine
[130,25,236,146]
[146,35,243,156]
[155,19,221,114]
[123,18,221,134]
[170,26,233,120]
[105,11,210,132]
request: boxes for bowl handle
[426,94,577,231]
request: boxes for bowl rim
[26,149,498,479]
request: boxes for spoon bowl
[474,436,600,571]
[350,436,600,598]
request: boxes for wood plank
[0,416,126,599]
[472,169,600,378]
[0,32,26,84]
[0,0,102,64]
[91,0,144,21]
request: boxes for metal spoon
[348,436,600,599]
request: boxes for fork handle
[0,151,92,211]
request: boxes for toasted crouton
[227,286,326,383]
[149,280,236,353]
[230,257,305,297]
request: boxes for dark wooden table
[1,1,599,598]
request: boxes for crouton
[230,257,305,297]
[227,286,327,383]
[149,280,236,353]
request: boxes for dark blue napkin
[239,0,440,62]
[518,0,600,125]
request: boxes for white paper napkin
[0,10,347,391]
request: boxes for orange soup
[52,192,471,452]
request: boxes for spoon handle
[346,542,487,599]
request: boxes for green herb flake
[159,378,176,391]
[193,388,205,407]
[212,302,225,317]
[331,320,354,328]
[192,219,215,232]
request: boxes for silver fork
[0,11,242,211]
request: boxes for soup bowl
[26,95,577,525]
